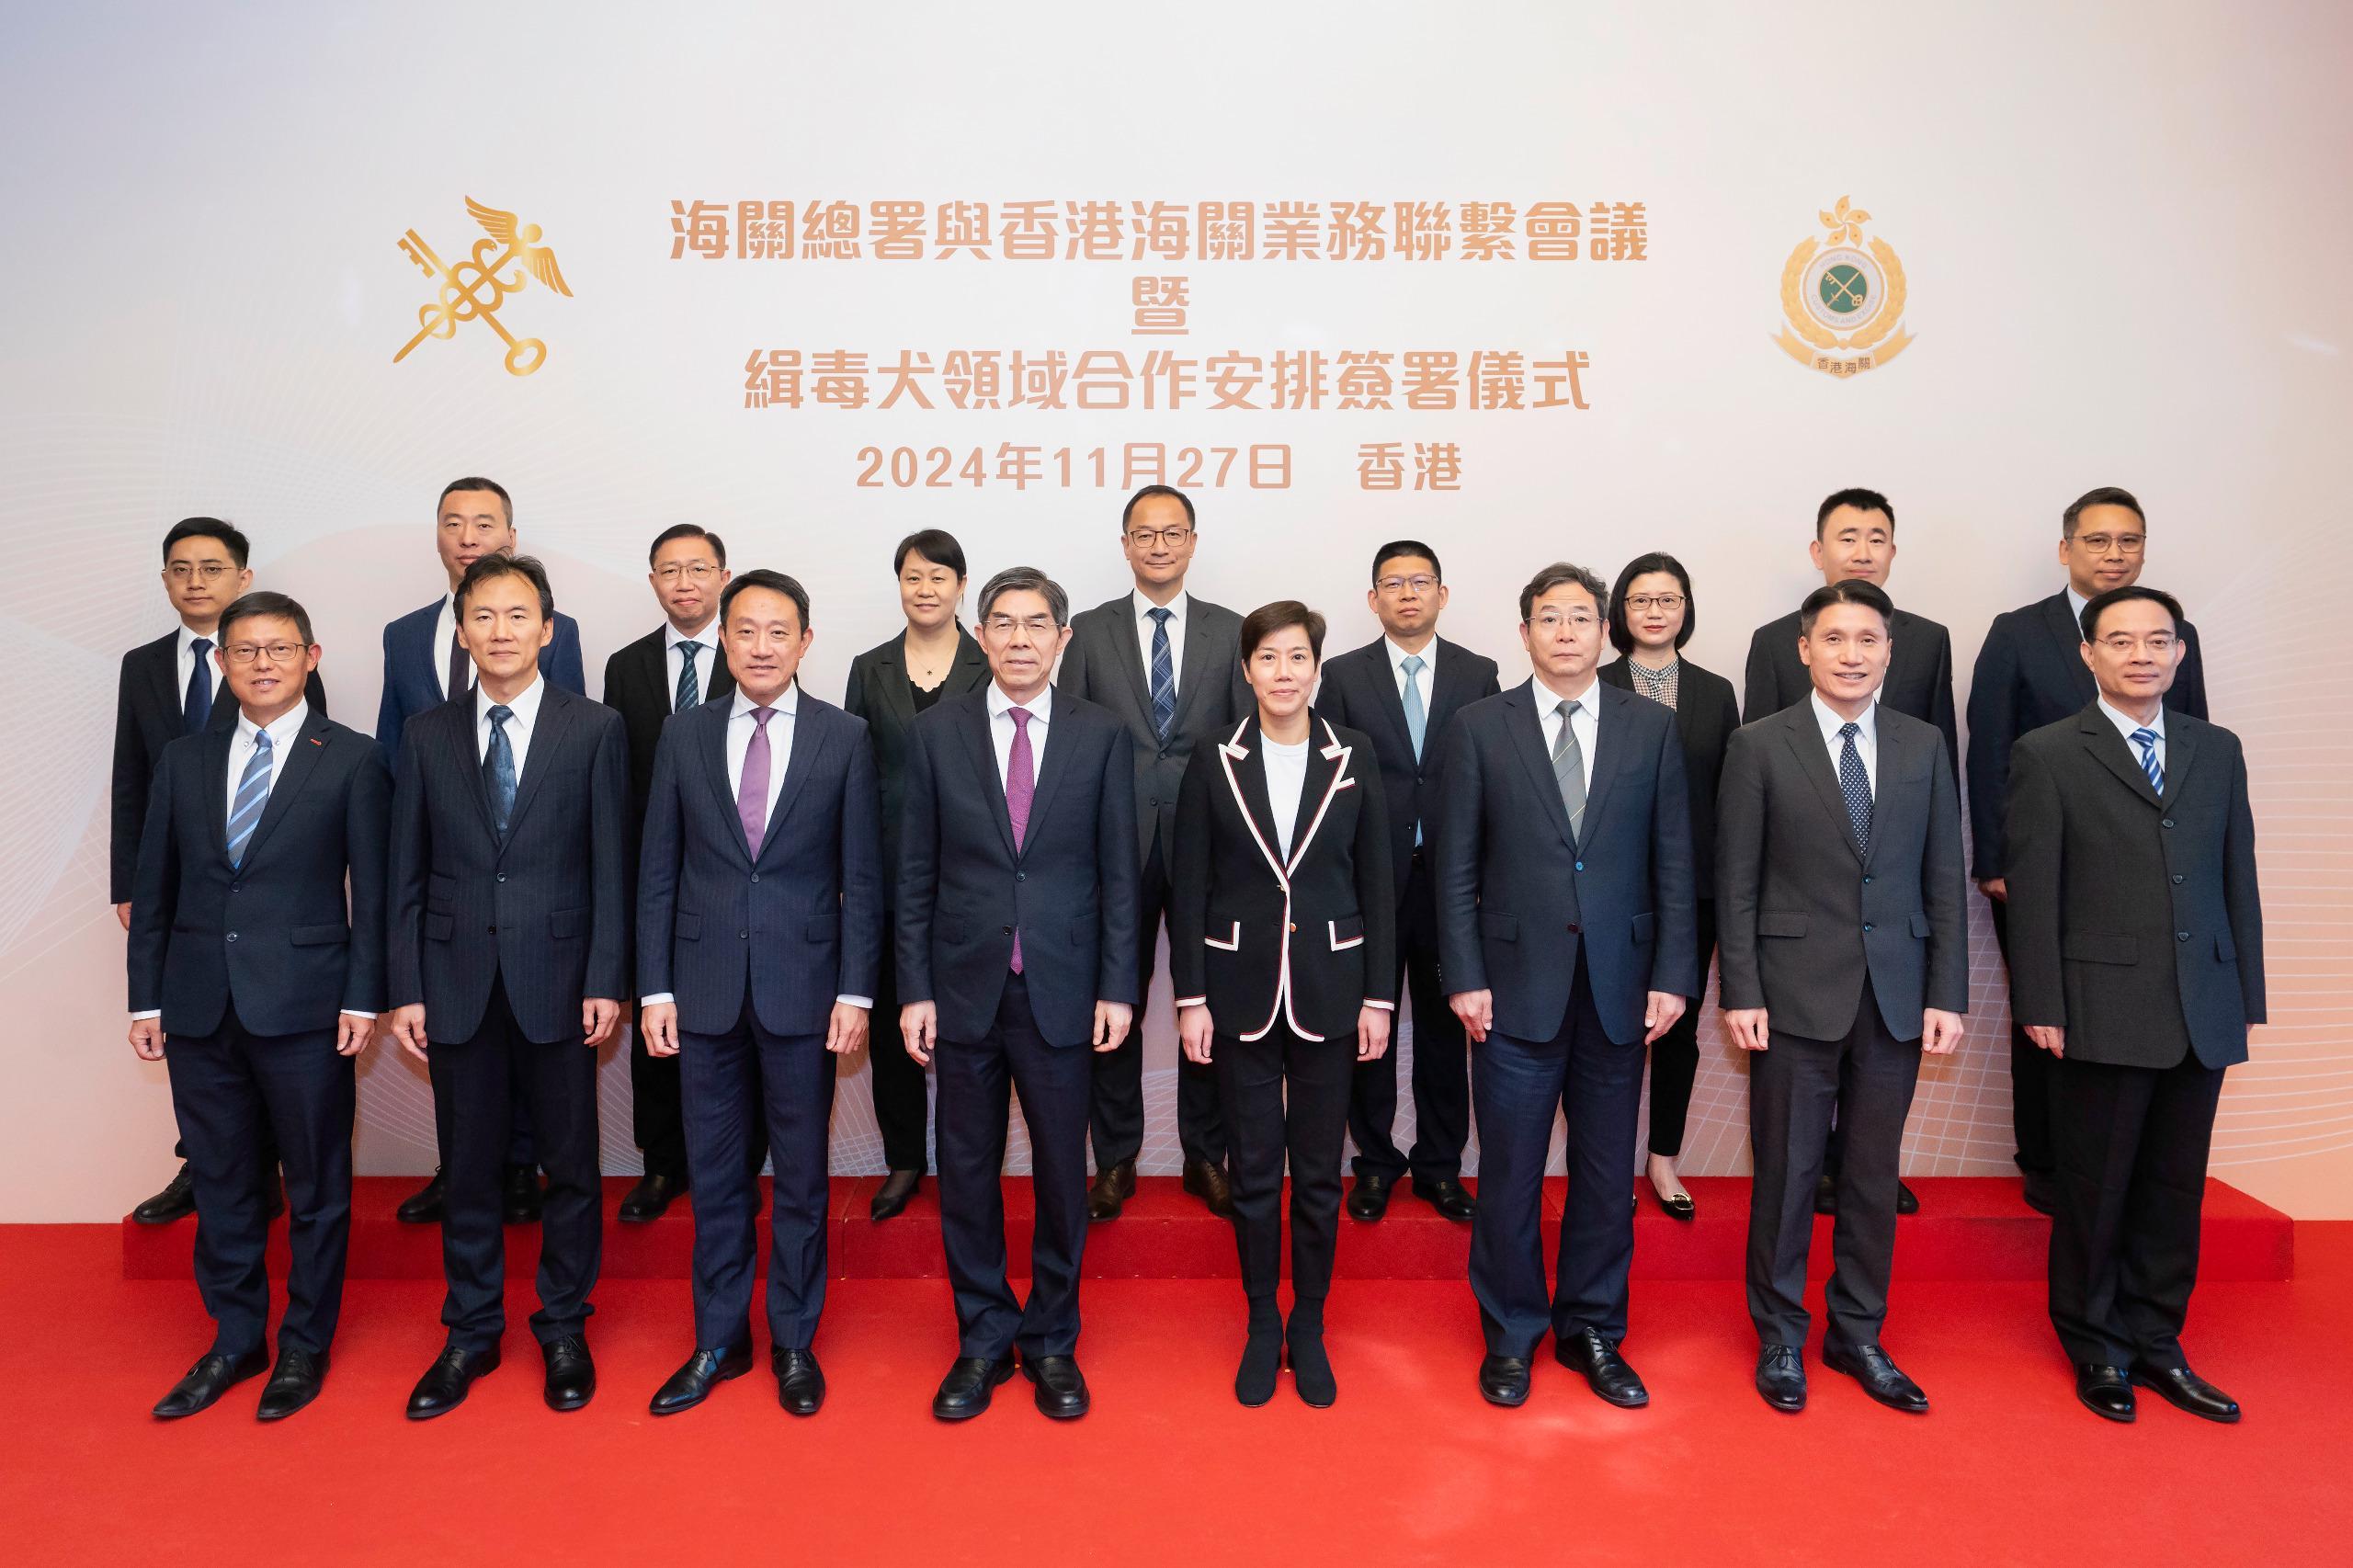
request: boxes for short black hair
[216,590,313,648]
[161,517,250,568]
[1239,599,1327,661]
[648,524,726,567]
[722,568,812,631]
[1799,578,1893,634]
[1607,552,1696,654]
[893,528,968,578]
[1121,483,1196,531]
[438,476,514,525]
[1370,539,1443,586]
[2063,486,2145,538]
[1815,487,1895,539]
[456,551,553,619]
[1518,561,1607,623]
[2080,585,2183,642]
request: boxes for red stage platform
[121,1176,2293,1282]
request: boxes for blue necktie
[1837,721,1872,853]
[1401,653,1427,845]
[184,639,214,733]
[483,704,517,838]
[1147,607,1176,744]
[2131,727,2165,794]
[675,642,702,712]
[225,730,273,868]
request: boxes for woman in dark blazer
[842,529,990,1221]
[1170,601,1396,1409]
[1599,552,1737,1219]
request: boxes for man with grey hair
[1435,561,1698,1410]
[894,566,1141,1422]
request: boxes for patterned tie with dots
[1837,721,1872,853]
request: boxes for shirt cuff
[1364,999,1396,1012]
[129,1009,161,1022]
[340,1010,380,1021]
[641,993,675,1006]
[1174,994,1208,1009]
[836,994,873,1009]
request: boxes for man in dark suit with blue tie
[1435,562,1699,1411]
[385,554,630,1420]
[380,478,585,1225]
[897,567,1141,1422]
[129,591,385,1421]
[637,570,883,1418]
[1967,488,2210,1214]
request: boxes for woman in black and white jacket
[1170,600,1396,1410]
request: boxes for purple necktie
[738,706,776,854]
[1006,706,1035,973]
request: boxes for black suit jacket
[1743,607,1957,778]
[1965,591,2209,879]
[1597,655,1739,897]
[1313,636,1500,906]
[635,695,884,1038]
[127,710,387,1037]
[1168,713,1397,1041]
[388,683,632,1044]
[110,630,328,903]
[894,688,1140,1049]
[602,626,735,822]
[843,627,990,904]
[1061,593,1254,867]
[1715,702,1968,1042]
[2003,705,2262,1070]
[1433,679,1699,1046]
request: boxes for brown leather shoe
[1086,1159,1136,1221]
[1183,1158,1234,1217]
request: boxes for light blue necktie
[2131,727,2165,794]
[225,730,274,868]
[1147,607,1176,744]
[484,705,517,838]
[1401,653,1427,845]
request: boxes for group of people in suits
[117,477,2263,1432]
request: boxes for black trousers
[165,1004,353,1358]
[428,973,601,1351]
[1468,957,1644,1356]
[1644,899,1717,1160]
[866,926,932,1174]
[680,998,835,1352]
[1745,987,1920,1349]
[937,971,1092,1360]
[630,1003,770,1183]
[1217,1022,1353,1315]
[170,1121,278,1179]
[1347,850,1470,1183]
[1090,835,1224,1169]
[1989,897,2059,1178]
[2048,1050,2223,1369]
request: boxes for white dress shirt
[1534,676,1600,792]
[1132,589,1188,695]
[2097,698,2166,777]
[1263,734,1312,861]
[665,618,722,711]
[434,594,472,699]
[2065,585,2090,630]
[474,674,546,778]
[986,679,1052,786]
[1385,635,1437,704]
[1810,691,1880,797]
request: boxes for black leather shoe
[2131,1363,2241,1424]
[1182,1158,1235,1217]
[133,1164,198,1225]
[1824,1340,1928,1413]
[775,1348,825,1416]
[396,1167,447,1224]
[618,1171,686,1224]
[2076,1363,2136,1422]
[1411,1176,1477,1221]
[1346,1172,1393,1221]
[1287,1325,1336,1409]
[1650,1181,1697,1221]
[2020,1173,2060,1217]
[1896,1180,1920,1216]
[1756,1345,1806,1413]
[1554,1327,1649,1408]
[650,1345,752,1415]
[1478,1354,1531,1407]
[1086,1159,1136,1221]
[932,1355,1016,1421]
[541,1335,595,1412]
[1022,1354,1090,1419]
[503,1165,544,1224]
[870,1169,921,1222]
[406,1345,500,1419]
[1235,1325,1283,1407]
[255,1346,328,1421]
[153,1347,268,1418]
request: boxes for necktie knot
[487,704,513,728]
[1558,698,1580,721]
[1008,705,1033,732]
[1402,653,1425,678]
[1147,607,1172,625]
[2131,727,2158,750]
[191,638,211,655]
[750,704,776,730]
[1839,721,1860,740]
[252,729,273,754]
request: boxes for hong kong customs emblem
[1775,197,1913,378]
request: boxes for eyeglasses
[165,562,236,583]
[1375,574,1439,595]
[1623,593,1686,614]
[2074,533,2146,555]
[2096,633,2177,655]
[1125,526,1193,549]
[983,614,1058,638]
[1529,611,1601,633]
[654,562,720,585]
[223,642,305,665]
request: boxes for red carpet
[9,1214,2349,1565]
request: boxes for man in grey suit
[2006,585,2263,1426]
[1719,579,1967,1416]
[1060,485,1253,1219]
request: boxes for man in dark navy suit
[637,570,883,1418]
[130,591,384,1421]
[386,553,630,1420]
[379,477,585,1225]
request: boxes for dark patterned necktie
[676,642,702,712]
[1147,608,1176,744]
[1837,721,1872,853]
[483,705,517,838]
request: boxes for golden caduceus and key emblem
[395,197,572,377]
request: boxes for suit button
[1017,871,1027,882]
[2172,874,2185,884]
[2177,931,2191,942]
[226,931,238,942]
[739,930,749,940]
[1149,797,1159,808]
[751,873,760,883]
[488,926,496,934]
[1289,922,1298,932]
[1574,861,1585,872]
[1863,875,1873,884]
[1002,925,1014,935]
[1566,923,1581,935]
[2161,819,2175,829]
[230,885,240,893]
[496,872,507,883]
[1862,923,1874,934]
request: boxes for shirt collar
[2097,698,2164,743]
[1535,673,1600,713]
[671,618,721,652]
[988,681,1052,725]
[731,684,799,720]
[178,623,215,657]
[1384,635,1437,676]
[479,674,546,726]
[1811,690,1879,745]
[2065,585,2090,624]
[1133,588,1188,624]
[237,699,310,747]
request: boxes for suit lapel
[2159,718,2200,807]
[1286,723,1348,872]
[203,724,236,862]
[759,704,824,859]
[949,629,990,695]
[868,644,916,727]
[709,642,736,703]
[1578,685,1630,845]
[2040,594,2097,705]
[1861,716,1899,869]
[1172,608,1222,732]
[1779,707,1863,863]
[1504,682,1577,848]
[959,698,1018,858]
[1216,720,1289,883]
[1017,699,1080,859]
[145,633,183,730]
[698,704,748,862]
[1106,598,1154,721]
[501,685,575,841]
[2078,710,2161,808]
[1363,645,1418,762]
[238,711,333,866]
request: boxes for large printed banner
[4,2,2347,1220]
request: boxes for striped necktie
[1551,699,1586,845]
[1147,607,1176,744]
[676,642,703,712]
[225,730,274,868]
[2130,727,2165,794]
